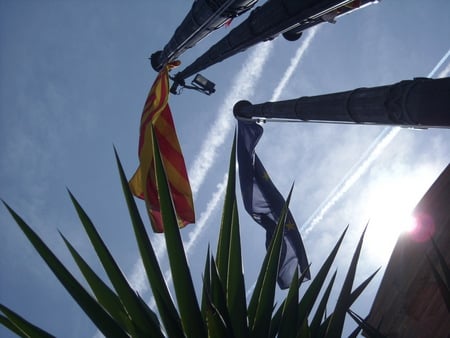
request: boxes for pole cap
[233,100,253,120]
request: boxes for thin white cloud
[189,42,274,196]
[271,27,319,102]
[129,258,146,294]
[246,281,256,300]
[128,235,166,294]
[301,48,450,237]
[301,127,400,236]
[185,173,228,253]
[430,48,450,77]
[437,61,450,78]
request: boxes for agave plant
[1,132,379,337]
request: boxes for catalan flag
[237,120,310,288]
[129,61,195,233]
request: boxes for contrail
[189,42,274,196]
[430,48,450,77]
[246,281,256,300]
[127,42,273,295]
[301,127,400,236]
[128,235,167,295]
[301,48,450,237]
[271,27,319,102]
[437,61,450,78]
[185,173,228,253]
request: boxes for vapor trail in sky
[271,27,319,102]
[301,127,400,235]
[437,61,450,78]
[188,43,274,196]
[128,235,167,295]
[185,173,228,253]
[430,48,450,77]
[301,48,450,237]
[246,281,256,300]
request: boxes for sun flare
[363,171,432,263]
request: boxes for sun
[363,172,431,263]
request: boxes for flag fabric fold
[129,61,194,233]
[237,120,310,288]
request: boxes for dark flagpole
[169,0,378,93]
[233,77,450,129]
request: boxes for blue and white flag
[237,121,310,289]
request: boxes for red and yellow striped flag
[129,61,195,233]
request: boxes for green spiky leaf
[348,268,380,307]
[214,132,249,337]
[115,147,184,337]
[296,226,348,334]
[68,191,162,337]
[347,309,387,338]
[201,246,212,319]
[270,267,310,338]
[216,131,237,281]
[152,128,206,338]
[0,304,55,338]
[204,296,230,338]
[278,268,299,338]
[60,233,132,333]
[2,202,128,338]
[226,200,249,338]
[309,270,337,335]
[0,314,26,338]
[325,225,367,337]
[209,255,235,337]
[250,186,294,337]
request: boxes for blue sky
[1,1,449,337]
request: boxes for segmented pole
[234,77,450,128]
